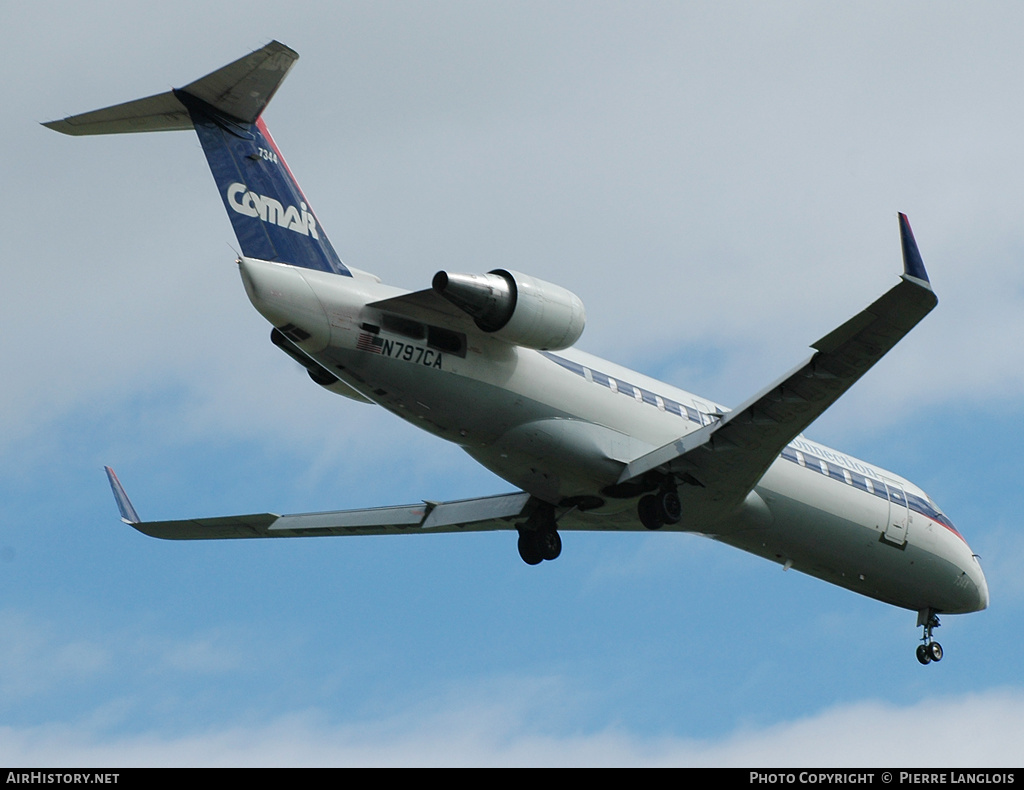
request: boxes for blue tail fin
[180,92,349,275]
[44,41,350,276]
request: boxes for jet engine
[431,268,585,350]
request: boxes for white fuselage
[239,256,989,617]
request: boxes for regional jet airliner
[45,41,988,664]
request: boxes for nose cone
[969,555,990,613]
[948,540,989,614]
[238,257,331,352]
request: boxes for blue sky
[2,1,1023,766]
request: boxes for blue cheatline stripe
[541,352,707,426]
[781,448,961,539]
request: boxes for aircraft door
[693,400,720,426]
[882,481,911,547]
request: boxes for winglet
[104,466,141,525]
[898,213,930,285]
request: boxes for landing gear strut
[916,608,943,665]
[517,501,561,565]
[638,487,681,530]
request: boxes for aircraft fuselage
[239,256,989,618]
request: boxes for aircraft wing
[105,467,531,540]
[619,214,938,520]
[367,288,474,328]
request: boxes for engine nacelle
[432,268,586,350]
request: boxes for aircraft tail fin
[44,42,350,276]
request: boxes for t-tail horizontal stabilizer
[43,41,298,135]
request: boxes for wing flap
[421,492,532,529]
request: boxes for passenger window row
[542,352,713,425]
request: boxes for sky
[2,0,1023,767]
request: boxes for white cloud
[7,0,1024,458]
[1,686,1021,767]
[0,611,111,699]
[2,4,1022,773]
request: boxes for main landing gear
[638,487,681,530]
[516,501,561,565]
[517,528,561,565]
[916,608,943,665]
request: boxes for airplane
[45,41,988,665]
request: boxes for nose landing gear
[916,608,943,665]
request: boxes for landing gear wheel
[537,529,562,561]
[517,533,543,565]
[516,501,562,565]
[638,495,663,530]
[915,608,943,665]
[517,526,560,564]
[656,490,681,525]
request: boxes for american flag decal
[356,332,383,354]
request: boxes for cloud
[0,611,111,699]
[8,0,1024,460]
[2,3,1022,774]
[1,686,1021,767]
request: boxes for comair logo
[226,182,319,239]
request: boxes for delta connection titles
[750,775,1014,785]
